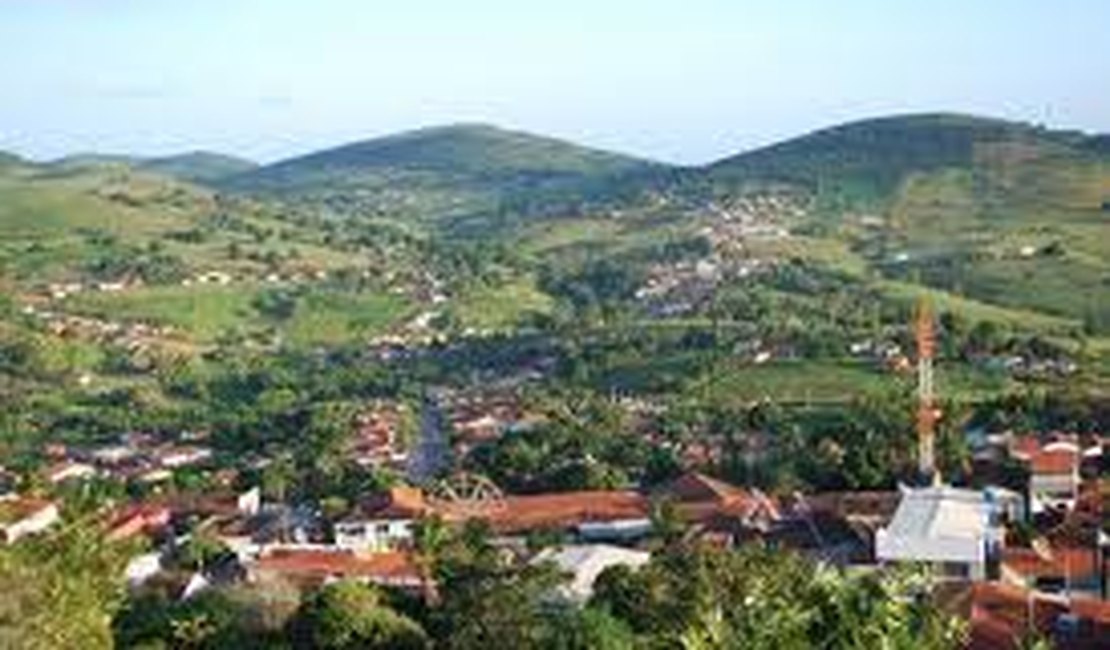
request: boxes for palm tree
[411,515,451,604]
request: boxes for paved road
[407,394,449,484]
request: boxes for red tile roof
[1002,546,1101,582]
[252,549,421,585]
[665,472,782,523]
[105,503,171,541]
[1030,449,1079,475]
[351,486,430,520]
[443,491,650,534]
[967,582,1110,650]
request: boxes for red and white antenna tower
[915,297,939,484]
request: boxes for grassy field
[876,280,1080,334]
[693,358,1017,406]
[695,360,895,405]
[66,284,260,341]
[450,276,554,330]
[284,290,411,346]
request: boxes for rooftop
[251,548,421,584]
[1030,448,1079,476]
[885,486,991,541]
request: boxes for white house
[45,460,97,484]
[335,486,427,552]
[0,497,60,544]
[1028,446,1080,513]
[876,485,1003,580]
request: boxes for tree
[590,545,964,649]
[541,607,635,650]
[288,581,428,650]
[0,521,130,649]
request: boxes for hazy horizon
[3,0,1108,165]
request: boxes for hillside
[221,123,664,231]
[138,151,257,184]
[705,113,1092,206]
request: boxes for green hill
[138,151,258,184]
[221,123,663,230]
[705,113,1088,206]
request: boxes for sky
[1,0,1107,165]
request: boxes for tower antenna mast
[915,296,938,484]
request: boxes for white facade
[335,518,414,552]
[876,486,1002,580]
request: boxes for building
[105,503,172,541]
[481,491,652,541]
[875,485,1003,580]
[532,544,651,603]
[335,486,429,552]
[664,472,782,535]
[154,445,213,469]
[0,497,59,544]
[966,581,1110,650]
[45,460,97,484]
[246,547,423,591]
[1029,445,1081,513]
[1002,544,1104,597]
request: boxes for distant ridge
[44,151,256,184]
[703,113,1084,192]
[139,152,258,184]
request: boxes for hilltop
[224,123,655,190]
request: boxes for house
[1029,445,1080,513]
[665,472,782,534]
[473,491,652,541]
[0,497,59,544]
[1002,543,1104,597]
[335,486,429,552]
[875,485,1004,580]
[771,490,902,565]
[154,445,213,469]
[45,460,97,484]
[966,581,1110,650]
[105,503,172,541]
[90,444,138,466]
[533,544,651,604]
[245,547,423,591]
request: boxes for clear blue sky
[1,0,1107,164]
